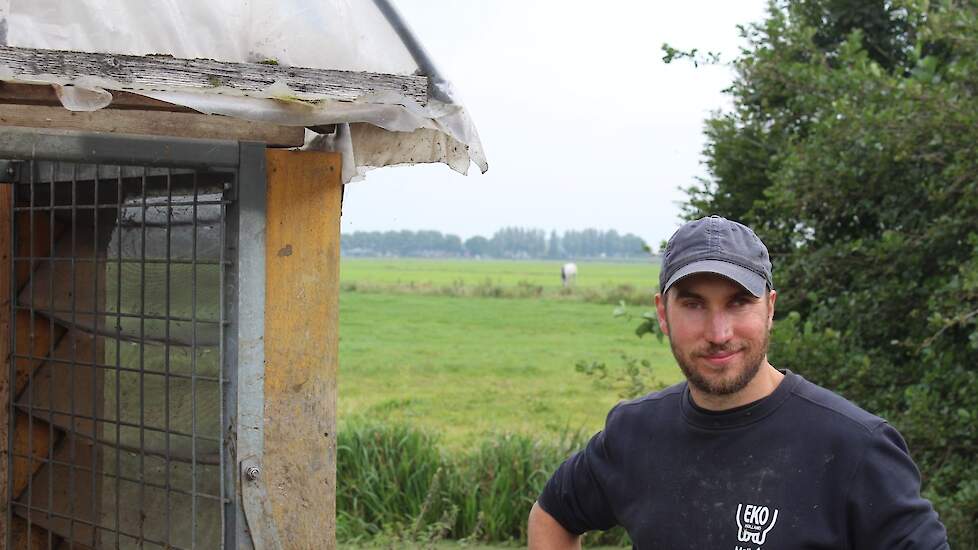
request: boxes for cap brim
[662,259,767,297]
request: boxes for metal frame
[0,128,268,549]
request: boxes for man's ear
[767,289,777,326]
[654,292,670,337]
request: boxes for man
[527,216,948,549]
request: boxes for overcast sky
[340,1,771,249]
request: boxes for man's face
[654,274,776,397]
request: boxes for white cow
[560,262,578,288]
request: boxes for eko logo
[736,502,779,546]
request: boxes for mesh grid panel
[8,161,235,549]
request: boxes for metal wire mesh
[7,161,235,549]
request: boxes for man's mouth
[700,349,740,366]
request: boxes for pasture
[337,258,676,547]
[338,259,676,449]
[340,258,659,305]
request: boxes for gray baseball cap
[659,216,773,297]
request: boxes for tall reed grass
[337,419,630,546]
[340,279,649,306]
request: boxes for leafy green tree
[671,1,978,543]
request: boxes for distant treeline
[341,227,648,259]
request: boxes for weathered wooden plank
[15,211,65,293]
[0,46,429,106]
[7,205,64,548]
[0,82,195,112]
[11,413,57,500]
[264,150,341,550]
[13,311,66,399]
[16,330,97,440]
[0,104,305,147]
[10,517,48,550]
[13,435,96,548]
[13,211,68,400]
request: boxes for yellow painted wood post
[264,150,341,549]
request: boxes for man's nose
[704,311,733,344]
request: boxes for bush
[673,1,978,543]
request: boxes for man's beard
[668,327,770,396]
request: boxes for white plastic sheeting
[5,0,487,180]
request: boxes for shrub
[673,1,978,543]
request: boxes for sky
[340,1,771,249]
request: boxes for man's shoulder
[788,373,886,435]
[605,381,686,425]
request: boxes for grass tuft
[337,419,631,547]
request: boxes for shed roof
[0,0,487,181]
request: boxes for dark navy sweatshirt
[538,371,949,549]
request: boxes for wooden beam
[13,210,69,400]
[10,518,47,550]
[11,414,57,500]
[16,330,98,440]
[14,436,96,547]
[15,211,64,293]
[0,46,429,106]
[0,83,195,112]
[264,150,341,550]
[0,104,305,148]
[13,311,66,399]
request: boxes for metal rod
[6,457,225,499]
[12,257,228,266]
[10,354,221,383]
[191,169,199,548]
[90,159,99,545]
[5,163,19,550]
[14,200,229,211]
[371,0,450,102]
[68,161,78,549]
[0,127,241,168]
[114,167,123,548]
[27,155,35,549]
[12,306,224,325]
[139,166,148,545]
[8,423,221,464]
[46,157,55,550]
[220,171,229,549]
[232,142,270,549]
[165,166,173,546]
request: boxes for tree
[672,1,978,544]
[463,235,490,257]
[547,229,562,259]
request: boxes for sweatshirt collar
[680,369,800,430]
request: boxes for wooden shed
[0,2,485,549]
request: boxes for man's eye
[682,301,703,309]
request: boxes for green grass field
[341,258,659,292]
[339,259,677,449]
[338,258,675,546]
